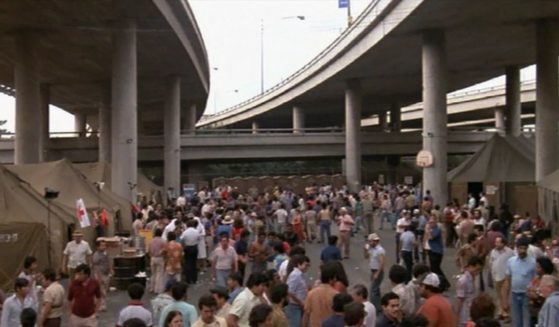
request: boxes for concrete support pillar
[505,66,521,136]
[164,76,181,196]
[293,105,305,134]
[494,108,505,134]
[74,113,86,137]
[183,104,197,135]
[39,84,49,162]
[345,79,362,193]
[252,121,260,134]
[111,19,138,202]
[390,103,401,132]
[99,89,111,163]
[378,112,388,131]
[422,30,448,207]
[14,33,41,164]
[535,20,559,181]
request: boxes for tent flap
[448,134,535,183]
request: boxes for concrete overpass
[362,80,536,130]
[194,0,559,206]
[0,131,497,164]
[0,0,210,199]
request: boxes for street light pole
[260,16,305,95]
[212,67,219,114]
[347,0,353,27]
[260,19,264,94]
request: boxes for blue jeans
[510,292,529,327]
[216,269,231,288]
[369,269,384,312]
[277,222,286,234]
[379,211,391,229]
[353,216,364,234]
[285,303,302,327]
[320,220,331,242]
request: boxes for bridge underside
[205,0,557,129]
[0,131,496,163]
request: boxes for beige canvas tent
[74,162,164,204]
[447,134,535,183]
[0,166,75,290]
[7,159,133,235]
[448,134,537,217]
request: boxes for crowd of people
[1,182,558,327]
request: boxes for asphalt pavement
[85,220,463,327]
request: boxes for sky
[0,0,536,133]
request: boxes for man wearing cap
[62,231,93,280]
[364,233,385,310]
[503,237,536,327]
[417,273,456,327]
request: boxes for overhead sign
[416,150,434,168]
[183,184,196,200]
[338,0,349,8]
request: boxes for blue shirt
[506,255,536,293]
[286,268,307,305]
[538,291,559,327]
[234,239,248,256]
[158,300,198,327]
[321,245,342,263]
[0,294,37,327]
[321,314,345,327]
[228,286,244,304]
[428,226,444,254]
[400,231,415,252]
[216,225,232,238]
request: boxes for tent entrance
[468,182,483,203]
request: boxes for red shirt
[417,294,456,327]
[68,278,101,317]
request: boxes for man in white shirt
[163,218,179,241]
[181,219,201,284]
[227,273,268,327]
[274,205,289,234]
[350,284,376,327]
[62,231,92,280]
[364,233,385,310]
[395,211,411,262]
[211,233,238,288]
[489,236,514,320]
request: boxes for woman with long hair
[164,311,182,327]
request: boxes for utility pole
[347,0,353,27]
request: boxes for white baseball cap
[421,273,440,288]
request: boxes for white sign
[404,176,413,185]
[0,233,18,243]
[486,185,498,195]
[378,174,385,184]
[76,198,91,228]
